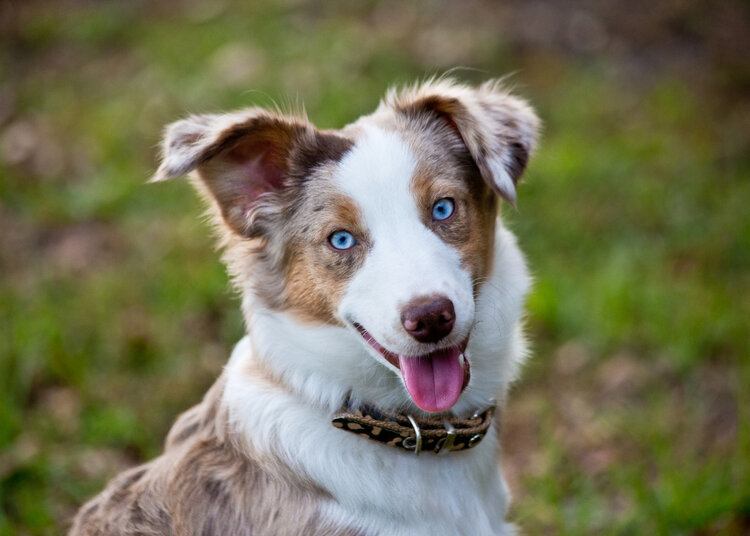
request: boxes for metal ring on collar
[404,414,422,455]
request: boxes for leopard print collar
[331,401,496,455]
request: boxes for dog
[69,78,540,536]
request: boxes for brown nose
[401,295,455,343]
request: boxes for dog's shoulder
[165,372,228,450]
[68,460,168,536]
[67,377,228,536]
[69,373,361,536]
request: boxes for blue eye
[431,198,455,221]
[329,230,357,250]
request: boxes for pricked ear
[152,109,350,236]
[387,79,541,205]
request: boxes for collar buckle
[433,420,457,454]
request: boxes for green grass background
[1,1,749,534]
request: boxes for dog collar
[331,402,496,455]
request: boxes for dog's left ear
[389,80,541,205]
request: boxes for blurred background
[1,0,749,534]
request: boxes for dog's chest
[223,346,512,536]
[317,436,511,536]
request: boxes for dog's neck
[219,226,530,535]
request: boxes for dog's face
[155,80,539,413]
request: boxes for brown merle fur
[382,79,539,204]
[69,375,361,536]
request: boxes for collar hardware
[404,415,422,455]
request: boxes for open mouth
[353,323,470,413]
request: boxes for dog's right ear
[387,79,540,206]
[152,109,350,237]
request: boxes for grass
[1,1,749,534]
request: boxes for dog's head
[154,79,539,414]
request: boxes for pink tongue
[398,348,465,413]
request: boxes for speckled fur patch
[69,376,363,536]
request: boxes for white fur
[224,221,530,535]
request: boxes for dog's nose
[401,295,455,343]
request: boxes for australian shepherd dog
[71,78,540,536]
